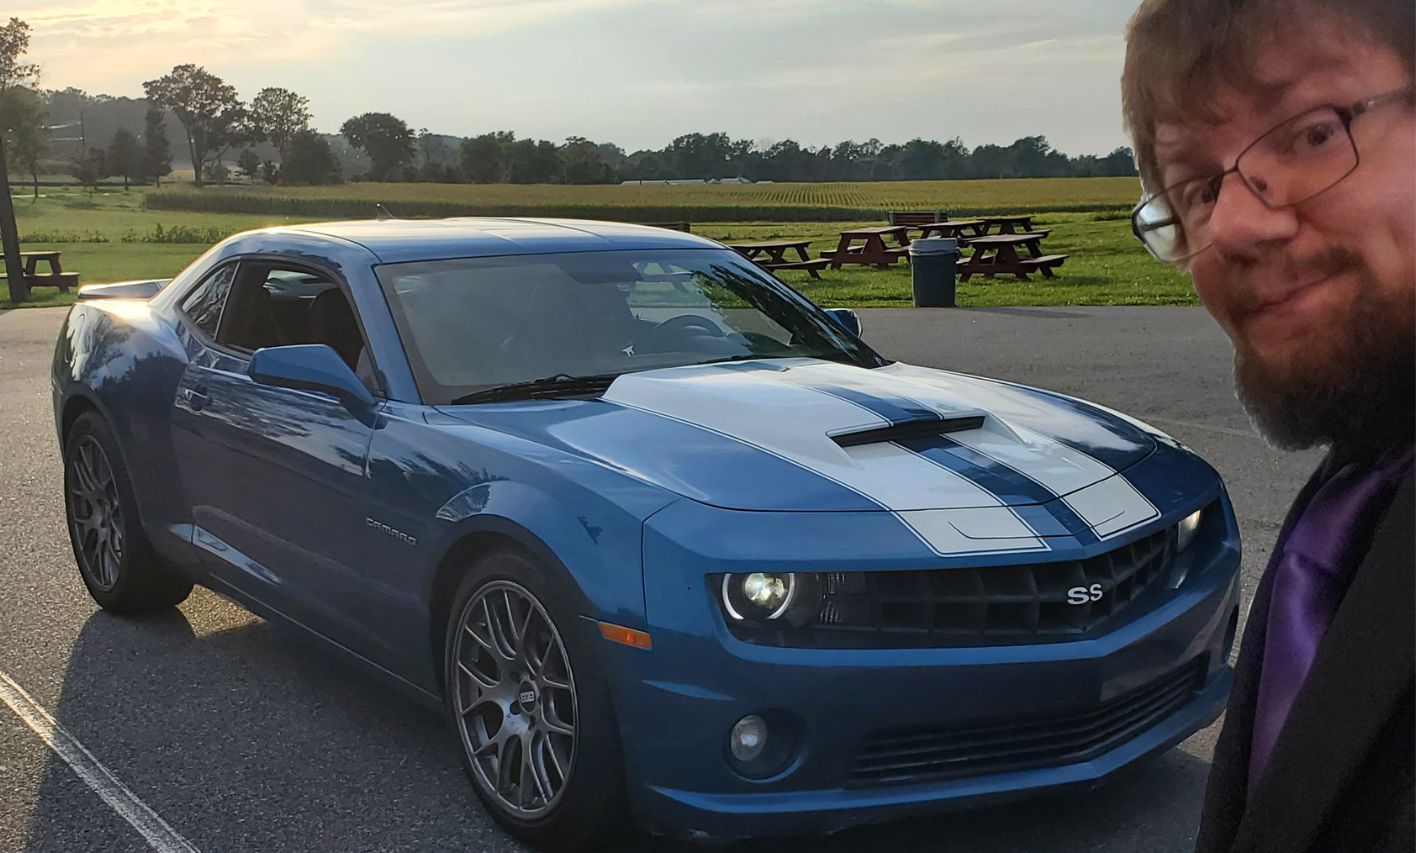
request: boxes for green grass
[5,186,1195,310]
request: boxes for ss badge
[1067,583,1105,605]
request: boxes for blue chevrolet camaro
[52,218,1241,849]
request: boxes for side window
[219,263,375,388]
[221,266,338,354]
[180,264,236,339]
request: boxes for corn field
[147,177,1142,222]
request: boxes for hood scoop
[830,413,986,448]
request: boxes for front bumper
[612,482,1241,839]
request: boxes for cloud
[21,0,651,88]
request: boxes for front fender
[361,403,679,691]
[426,478,661,623]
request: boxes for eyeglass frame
[1131,85,1415,263]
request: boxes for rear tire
[63,412,192,613]
[443,547,630,851]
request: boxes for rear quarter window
[180,264,237,339]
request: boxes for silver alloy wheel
[67,435,124,591]
[452,580,578,819]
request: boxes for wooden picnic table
[728,239,829,279]
[0,251,79,292]
[822,226,911,269]
[959,231,1067,281]
[918,219,988,242]
[979,215,1035,235]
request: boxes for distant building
[620,177,752,186]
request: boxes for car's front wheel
[444,548,628,850]
[64,412,193,613]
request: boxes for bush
[19,230,110,243]
[120,224,234,244]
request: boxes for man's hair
[1122,0,1415,193]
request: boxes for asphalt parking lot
[0,304,1320,853]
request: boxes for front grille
[731,527,1176,648]
[849,657,1205,785]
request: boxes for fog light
[730,715,768,763]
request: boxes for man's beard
[1233,267,1415,453]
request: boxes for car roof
[267,217,724,264]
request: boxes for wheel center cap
[517,683,537,712]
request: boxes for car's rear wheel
[64,412,192,613]
[445,548,628,850]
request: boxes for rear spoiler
[77,279,171,301]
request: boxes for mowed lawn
[6,185,1195,309]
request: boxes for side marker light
[599,622,653,650]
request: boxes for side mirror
[825,308,862,338]
[248,345,376,409]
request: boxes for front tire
[444,548,629,850]
[64,412,192,613]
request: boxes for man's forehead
[1152,29,1400,162]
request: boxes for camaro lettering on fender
[1067,583,1105,605]
[366,517,417,547]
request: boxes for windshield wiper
[698,354,783,366]
[700,352,858,367]
[449,372,621,405]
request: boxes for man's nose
[1206,171,1299,257]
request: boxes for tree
[4,85,44,199]
[280,130,340,185]
[415,130,456,182]
[339,112,414,181]
[143,107,172,186]
[73,151,99,195]
[666,132,734,178]
[559,136,613,184]
[203,161,229,185]
[0,16,40,303]
[143,64,245,187]
[459,131,512,183]
[50,86,91,158]
[249,87,310,162]
[236,148,260,183]
[1098,146,1138,177]
[106,127,142,189]
[87,146,109,179]
[260,159,279,185]
[506,138,561,184]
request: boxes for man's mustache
[1226,247,1367,319]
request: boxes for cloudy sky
[22,0,1143,156]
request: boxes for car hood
[439,358,1161,522]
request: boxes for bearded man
[1122,1,1414,850]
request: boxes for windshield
[375,248,886,404]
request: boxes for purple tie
[1248,445,1414,789]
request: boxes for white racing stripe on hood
[838,361,1162,539]
[601,363,1049,555]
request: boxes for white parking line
[0,669,199,853]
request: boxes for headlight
[1176,509,1203,552]
[720,572,819,625]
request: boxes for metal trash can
[908,237,960,307]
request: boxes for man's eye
[1301,121,1338,150]
[1180,176,1222,210]
[1270,114,1343,158]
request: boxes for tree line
[24,64,1136,191]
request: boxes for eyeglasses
[1132,86,1414,263]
